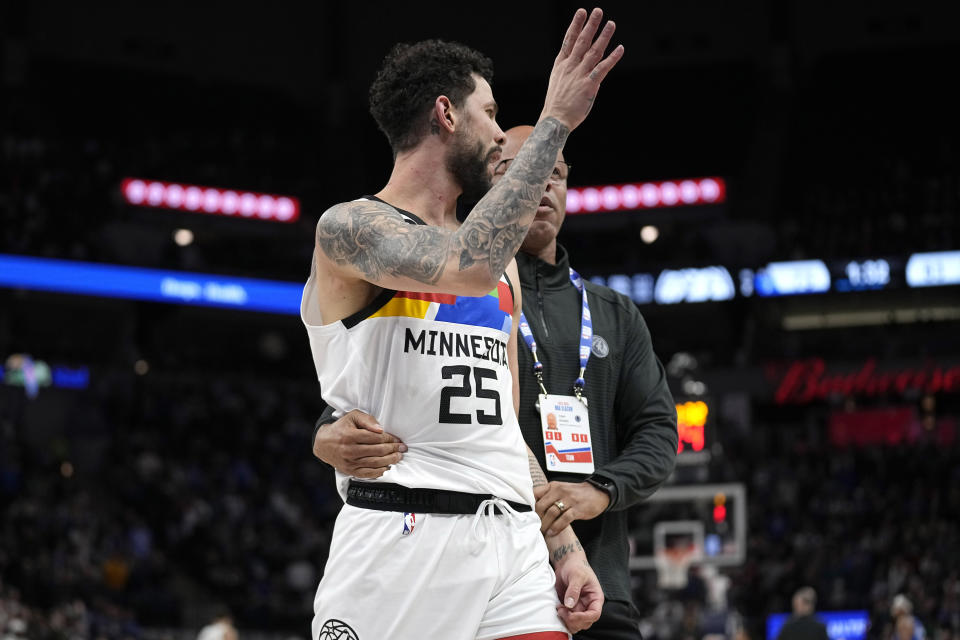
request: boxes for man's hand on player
[549,534,604,633]
[312,409,407,478]
[535,480,610,536]
[540,7,624,132]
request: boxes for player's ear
[432,96,456,135]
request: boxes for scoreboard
[589,250,960,305]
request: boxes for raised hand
[540,7,624,131]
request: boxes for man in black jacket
[312,125,678,639]
[776,587,829,640]
[496,125,678,639]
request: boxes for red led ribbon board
[122,178,300,223]
[566,177,726,214]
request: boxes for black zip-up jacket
[515,244,678,605]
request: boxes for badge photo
[539,393,594,474]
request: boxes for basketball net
[654,544,701,590]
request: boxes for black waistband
[346,481,532,515]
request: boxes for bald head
[792,587,817,616]
[497,125,568,264]
[502,125,536,159]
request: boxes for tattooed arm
[315,118,569,296]
[315,8,624,296]
[530,444,604,631]
[510,272,604,629]
[518,319,602,630]
[508,257,589,572]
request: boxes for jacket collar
[516,244,573,290]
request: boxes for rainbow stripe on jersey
[370,277,514,336]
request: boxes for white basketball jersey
[302,201,533,505]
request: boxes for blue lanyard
[518,268,592,404]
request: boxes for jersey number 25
[439,365,502,426]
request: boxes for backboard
[629,483,746,570]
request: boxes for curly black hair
[369,39,494,154]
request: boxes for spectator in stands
[197,610,239,640]
[890,594,925,640]
[776,587,828,640]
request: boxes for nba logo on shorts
[402,512,416,535]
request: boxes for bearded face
[446,116,498,202]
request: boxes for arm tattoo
[528,448,547,488]
[315,118,569,288]
[551,539,584,564]
[457,117,569,281]
[315,200,449,284]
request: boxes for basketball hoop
[654,543,701,589]
[651,520,704,590]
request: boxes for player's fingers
[558,608,600,632]
[589,44,625,85]
[561,575,584,610]
[569,8,604,62]
[556,606,579,632]
[557,606,585,624]
[557,8,588,60]
[581,19,617,69]
[345,409,384,433]
[584,591,604,616]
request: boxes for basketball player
[302,9,623,640]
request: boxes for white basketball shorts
[311,501,570,640]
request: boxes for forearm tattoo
[527,448,548,488]
[551,539,584,564]
[315,118,570,286]
[458,118,569,280]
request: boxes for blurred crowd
[1,371,331,638]
[3,368,960,639]
[2,31,959,640]
[628,405,960,640]
[1,85,319,282]
[778,97,959,262]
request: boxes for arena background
[2,1,959,638]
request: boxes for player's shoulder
[318,197,404,228]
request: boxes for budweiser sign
[774,358,960,404]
